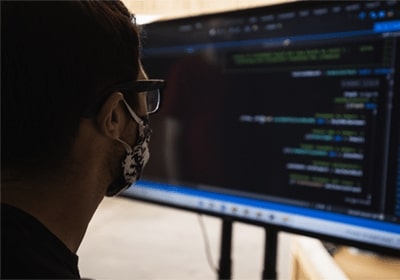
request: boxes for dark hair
[1,1,140,172]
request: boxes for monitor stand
[218,218,233,280]
[217,218,278,280]
[262,227,278,280]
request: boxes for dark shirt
[1,203,81,279]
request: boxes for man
[1,1,165,278]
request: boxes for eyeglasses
[114,79,165,115]
[82,79,165,117]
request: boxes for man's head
[2,1,139,169]
[2,1,163,195]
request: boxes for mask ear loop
[116,138,133,153]
[116,97,147,153]
[121,97,144,126]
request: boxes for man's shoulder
[1,203,81,279]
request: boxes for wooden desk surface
[334,247,400,280]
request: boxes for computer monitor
[123,0,400,256]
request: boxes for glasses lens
[146,89,160,114]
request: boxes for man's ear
[96,92,126,140]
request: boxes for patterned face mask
[106,99,151,196]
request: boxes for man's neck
[1,173,105,253]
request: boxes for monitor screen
[123,0,400,255]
